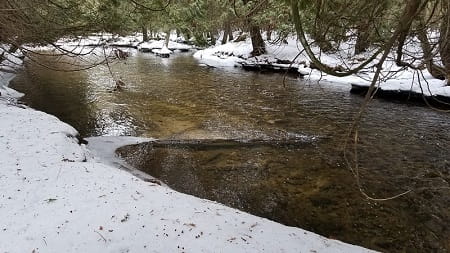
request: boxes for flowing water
[11,51,450,252]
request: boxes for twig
[95,230,107,243]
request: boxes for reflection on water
[11,51,450,252]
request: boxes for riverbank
[193,36,450,107]
[0,60,373,251]
[35,33,450,107]
[50,33,194,53]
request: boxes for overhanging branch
[290,0,383,77]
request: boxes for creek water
[11,51,450,252]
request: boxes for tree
[439,1,450,84]
[241,0,266,56]
[1,0,99,71]
[289,0,449,84]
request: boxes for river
[11,50,450,252]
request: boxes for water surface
[11,51,450,252]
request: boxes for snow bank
[54,34,140,47]
[85,136,165,185]
[193,37,310,68]
[361,76,448,98]
[152,46,173,55]
[48,34,193,54]
[109,35,141,48]
[0,69,373,252]
[194,37,450,98]
[193,41,252,67]
[0,72,24,99]
[139,40,192,51]
[0,47,24,99]
[55,36,107,47]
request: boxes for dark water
[11,51,450,252]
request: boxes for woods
[1,0,449,85]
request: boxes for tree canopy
[0,0,449,84]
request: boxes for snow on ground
[109,35,141,48]
[0,72,23,99]
[193,36,450,98]
[152,46,173,55]
[55,35,108,47]
[30,33,193,56]
[0,66,374,252]
[193,41,252,67]
[0,47,24,99]
[54,34,140,47]
[139,40,192,51]
[85,136,166,186]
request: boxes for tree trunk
[312,0,333,53]
[417,17,446,80]
[142,26,149,42]
[249,25,266,56]
[228,29,234,41]
[266,29,272,41]
[221,30,229,45]
[148,29,153,40]
[439,6,450,85]
[164,30,170,48]
[354,22,371,55]
[209,30,217,45]
[241,0,266,56]
[354,1,386,55]
[395,0,422,65]
[222,22,231,45]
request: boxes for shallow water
[11,51,450,252]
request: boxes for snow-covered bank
[51,33,194,53]
[86,136,165,186]
[0,71,373,251]
[193,37,450,100]
[0,72,23,99]
[139,41,192,52]
[0,47,24,99]
[151,46,173,58]
[54,34,140,48]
